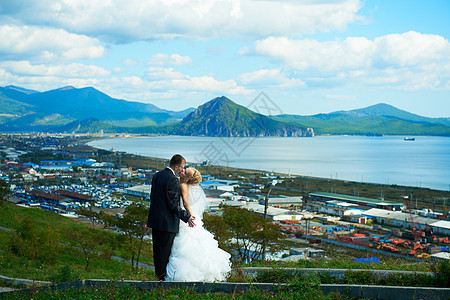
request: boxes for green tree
[115,203,149,273]
[98,211,117,229]
[72,165,81,173]
[204,205,285,262]
[203,213,233,251]
[66,227,106,271]
[8,217,60,263]
[0,180,11,206]
[76,206,98,226]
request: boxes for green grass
[1,243,154,282]
[1,283,349,300]
[244,258,430,272]
[252,265,449,288]
[0,200,442,290]
[0,202,155,282]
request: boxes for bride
[165,167,231,282]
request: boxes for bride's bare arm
[180,182,194,216]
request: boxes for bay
[88,136,450,191]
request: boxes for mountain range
[0,85,449,136]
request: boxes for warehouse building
[308,192,405,211]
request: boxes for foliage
[244,256,432,273]
[0,179,11,205]
[76,207,98,226]
[113,202,150,273]
[98,210,116,228]
[202,213,233,251]
[49,264,78,283]
[0,201,155,281]
[203,205,285,262]
[431,259,450,288]
[253,268,445,288]
[1,283,346,300]
[8,217,60,263]
[66,226,107,271]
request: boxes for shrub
[436,259,450,288]
[49,264,78,283]
[8,217,60,264]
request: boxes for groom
[147,154,196,281]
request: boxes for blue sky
[0,0,449,117]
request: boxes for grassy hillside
[0,95,33,116]
[0,202,154,282]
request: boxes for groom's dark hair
[169,154,185,168]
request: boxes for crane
[402,198,422,241]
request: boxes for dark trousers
[152,229,177,281]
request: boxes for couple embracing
[147,154,231,282]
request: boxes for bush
[251,268,445,288]
[436,259,450,288]
[8,217,60,264]
[49,264,78,283]
[255,269,294,283]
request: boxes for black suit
[147,167,190,280]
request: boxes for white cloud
[0,67,101,91]
[254,36,373,71]
[123,59,137,66]
[149,74,253,95]
[0,0,363,42]
[0,61,110,77]
[0,25,104,60]
[254,32,450,72]
[326,94,357,100]
[252,31,450,91]
[239,69,305,88]
[147,67,187,80]
[364,67,445,91]
[373,31,450,68]
[120,76,146,87]
[148,54,192,66]
[60,78,100,88]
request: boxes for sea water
[88,135,450,191]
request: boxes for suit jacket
[147,168,191,233]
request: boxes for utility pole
[304,217,311,243]
[262,179,277,261]
[262,193,268,260]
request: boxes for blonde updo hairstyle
[186,167,202,185]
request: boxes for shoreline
[85,135,450,192]
[83,138,450,202]
[84,133,449,138]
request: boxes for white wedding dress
[166,184,231,282]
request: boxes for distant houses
[362,208,450,236]
[308,192,405,211]
[124,184,151,199]
[259,196,303,210]
[29,190,68,204]
[200,179,238,192]
[54,189,94,204]
[220,200,303,221]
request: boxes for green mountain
[273,103,450,136]
[0,93,35,123]
[1,85,448,136]
[0,85,194,131]
[54,118,174,135]
[4,85,38,94]
[173,96,314,137]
